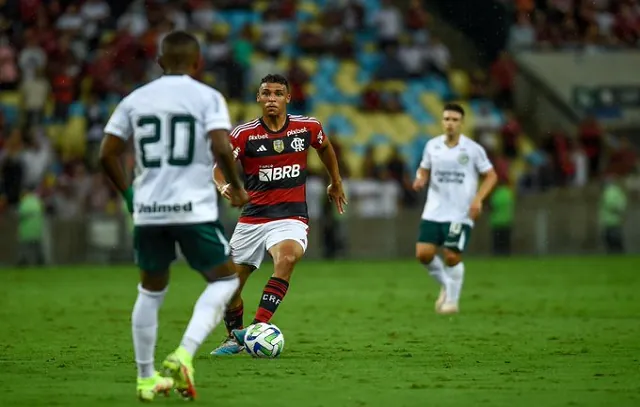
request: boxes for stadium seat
[448,69,471,100]
[420,92,443,119]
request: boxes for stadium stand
[0,0,636,218]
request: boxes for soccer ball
[243,322,285,358]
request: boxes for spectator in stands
[473,102,502,150]
[287,58,310,115]
[19,67,49,129]
[260,9,288,58]
[569,138,589,187]
[56,3,84,35]
[85,92,107,170]
[342,0,365,33]
[543,130,573,185]
[373,0,402,49]
[489,179,515,256]
[50,63,75,122]
[17,186,45,267]
[50,176,83,220]
[405,0,430,38]
[500,111,521,159]
[424,36,450,78]
[490,51,516,109]
[381,90,403,113]
[20,129,51,190]
[386,145,416,207]
[578,115,604,179]
[398,35,427,78]
[606,136,638,177]
[18,29,47,81]
[613,1,640,46]
[204,29,232,93]
[0,35,18,90]
[0,129,24,206]
[375,44,408,80]
[469,69,490,100]
[599,174,627,254]
[508,12,537,51]
[0,110,6,150]
[361,82,382,112]
[362,145,384,180]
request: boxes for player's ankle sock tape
[253,277,289,324]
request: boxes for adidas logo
[257,145,267,152]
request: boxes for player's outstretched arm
[99,134,133,212]
[316,138,347,214]
[209,129,248,207]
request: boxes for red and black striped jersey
[229,114,326,224]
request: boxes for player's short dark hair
[260,74,289,90]
[443,103,465,117]
[161,30,200,56]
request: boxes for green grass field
[1,257,639,407]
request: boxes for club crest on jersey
[458,153,469,165]
[291,137,305,152]
[273,139,284,153]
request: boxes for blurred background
[0,0,638,267]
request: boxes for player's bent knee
[415,244,436,264]
[443,251,462,267]
[140,271,169,292]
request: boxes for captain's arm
[312,125,342,184]
[315,137,342,184]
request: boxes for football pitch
[1,257,639,407]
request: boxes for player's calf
[439,249,465,313]
[251,240,303,324]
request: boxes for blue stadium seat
[326,114,355,137]
[68,101,85,118]
[369,133,389,146]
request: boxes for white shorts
[229,219,309,269]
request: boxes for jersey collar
[441,134,467,149]
[260,114,290,134]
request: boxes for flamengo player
[210,74,347,355]
[413,103,497,314]
[100,31,249,401]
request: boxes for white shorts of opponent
[229,219,309,269]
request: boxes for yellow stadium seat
[389,114,419,142]
[307,149,323,173]
[46,123,64,147]
[509,157,526,185]
[517,134,535,155]
[62,117,87,160]
[420,92,443,118]
[424,123,441,137]
[448,69,470,99]
[344,149,363,178]
[298,57,318,75]
[202,72,216,86]
[374,144,394,163]
[0,91,19,107]
[243,103,262,122]
[381,80,407,93]
[304,82,315,96]
[299,1,320,15]
[227,100,242,121]
[363,42,376,53]
[100,30,115,45]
